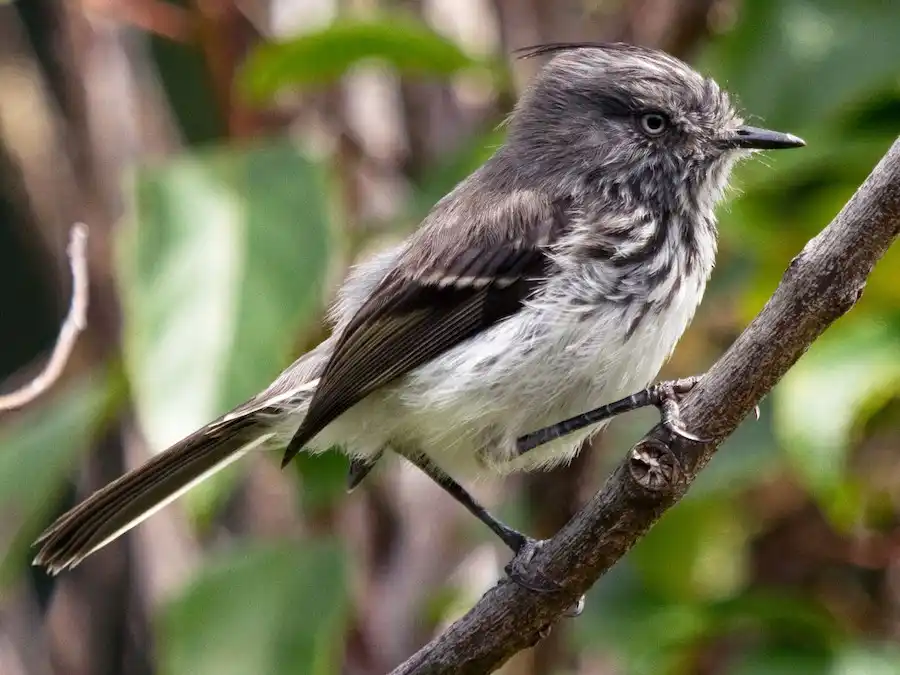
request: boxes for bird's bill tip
[729,125,806,150]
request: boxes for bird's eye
[638,112,669,136]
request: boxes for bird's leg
[401,451,583,617]
[401,451,530,554]
[517,376,711,455]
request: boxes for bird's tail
[33,414,271,574]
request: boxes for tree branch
[0,223,89,412]
[391,138,900,674]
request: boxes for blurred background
[1,0,899,674]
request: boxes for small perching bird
[33,43,804,585]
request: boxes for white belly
[306,265,708,477]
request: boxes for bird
[33,43,804,582]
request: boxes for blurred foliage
[240,15,493,101]
[159,541,348,675]
[586,1,900,671]
[2,0,900,673]
[775,320,900,527]
[290,451,351,512]
[0,368,121,588]
[118,141,333,521]
[631,496,749,603]
[409,126,509,221]
[151,36,227,144]
[700,0,900,131]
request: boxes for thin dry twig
[391,138,900,674]
[0,223,90,412]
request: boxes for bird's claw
[665,423,710,443]
[658,377,714,444]
[505,538,585,618]
[659,376,758,439]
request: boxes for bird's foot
[655,376,760,438]
[652,376,712,443]
[505,537,584,618]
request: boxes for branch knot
[628,438,680,492]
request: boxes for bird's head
[504,43,804,212]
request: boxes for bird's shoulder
[346,185,575,327]
[400,185,572,281]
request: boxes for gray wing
[281,196,573,466]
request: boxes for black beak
[729,125,806,150]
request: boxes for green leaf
[774,320,900,523]
[118,140,332,519]
[159,541,348,675]
[240,16,487,101]
[0,369,118,586]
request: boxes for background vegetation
[1,1,899,674]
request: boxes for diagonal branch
[0,223,90,412]
[391,137,900,674]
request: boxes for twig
[390,139,900,675]
[0,223,90,411]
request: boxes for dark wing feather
[281,200,572,465]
